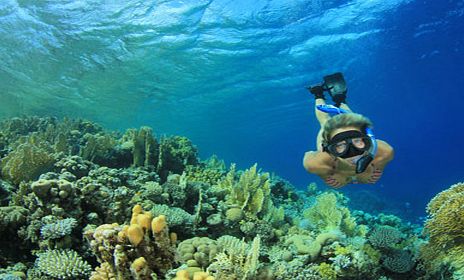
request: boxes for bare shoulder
[303,151,335,176]
[373,139,394,168]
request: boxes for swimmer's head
[322,113,373,143]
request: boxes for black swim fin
[324,72,347,107]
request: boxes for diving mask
[324,130,371,158]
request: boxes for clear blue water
[0,0,463,220]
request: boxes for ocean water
[2,0,463,220]
[0,2,463,276]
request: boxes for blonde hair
[322,113,373,142]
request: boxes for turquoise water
[0,1,463,278]
[1,0,463,217]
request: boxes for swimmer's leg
[339,103,353,113]
[315,99,330,126]
[316,128,324,151]
[315,99,330,151]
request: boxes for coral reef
[420,182,464,279]
[85,205,177,279]
[303,192,357,236]
[1,134,57,184]
[0,116,449,280]
[34,249,91,279]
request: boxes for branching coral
[151,204,195,227]
[79,133,116,163]
[1,134,56,184]
[35,249,91,279]
[157,136,199,181]
[303,192,357,235]
[220,164,279,222]
[121,126,159,168]
[185,165,224,186]
[40,218,77,240]
[207,235,261,280]
[0,206,28,232]
[420,182,464,278]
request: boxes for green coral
[121,126,159,168]
[79,133,116,163]
[157,136,198,181]
[35,249,91,279]
[151,204,194,227]
[0,206,28,231]
[40,218,78,240]
[221,164,273,218]
[316,262,337,280]
[178,237,219,268]
[207,235,261,280]
[368,225,402,249]
[1,134,56,184]
[420,182,464,278]
[185,164,224,185]
[382,249,414,273]
[303,192,357,235]
[285,232,341,261]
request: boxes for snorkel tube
[316,104,378,173]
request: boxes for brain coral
[368,225,402,249]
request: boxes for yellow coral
[173,270,190,280]
[362,244,381,265]
[170,232,178,244]
[421,182,464,277]
[137,213,152,231]
[225,208,243,222]
[220,164,278,219]
[334,244,351,256]
[131,257,147,272]
[152,215,167,234]
[317,262,337,280]
[132,204,143,215]
[425,182,464,248]
[303,192,357,236]
[127,224,144,246]
[90,262,116,280]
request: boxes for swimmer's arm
[303,151,335,176]
[372,140,394,169]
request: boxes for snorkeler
[303,72,394,188]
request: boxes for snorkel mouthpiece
[356,127,377,173]
[356,154,373,174]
